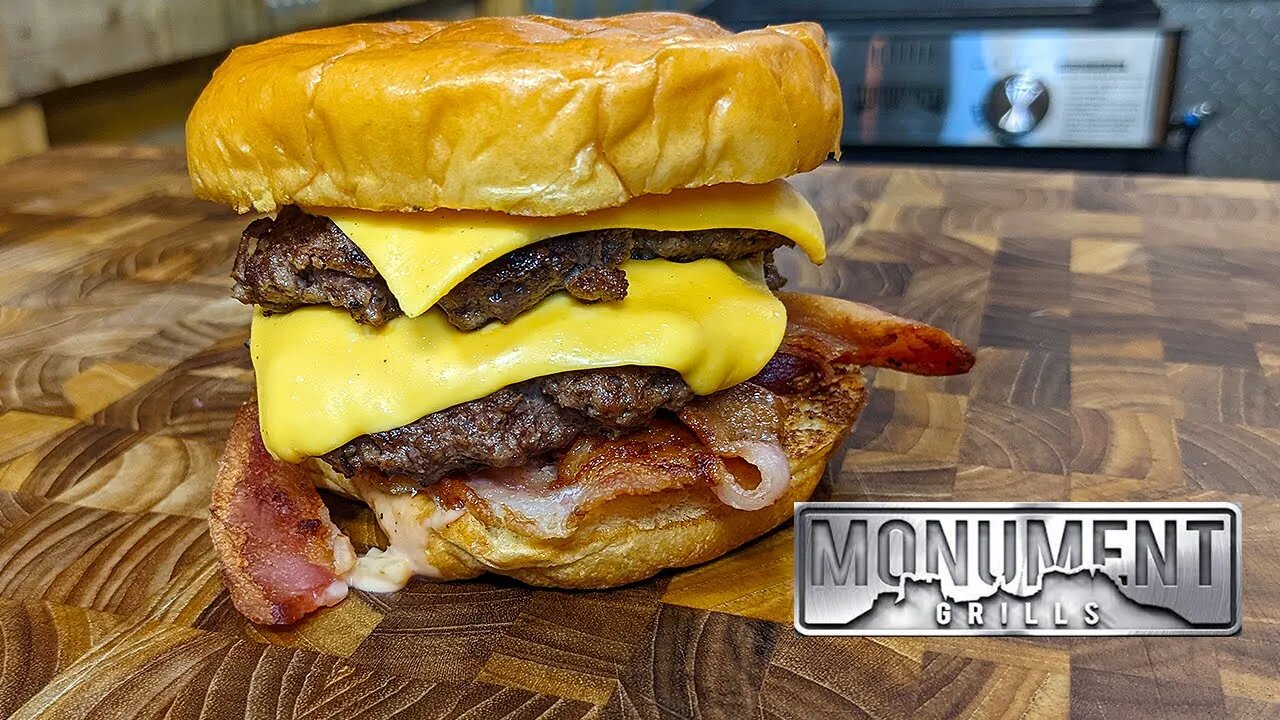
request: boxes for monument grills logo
[794,503,1241,636]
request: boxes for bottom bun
[313,367,868,590]
[430,451,831,589]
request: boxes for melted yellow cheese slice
[253,259,786,461]
[315,180,824,318]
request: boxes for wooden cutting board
[0,145,1278,719]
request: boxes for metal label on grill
[794,503,1241,636]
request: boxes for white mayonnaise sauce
[343,482,465,593]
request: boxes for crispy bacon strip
[677,384,790,510]
[448,384,796,534]
[754,292,975,393]
[439,420,746,537]
[781,292,975,374]
[209,403,355,625]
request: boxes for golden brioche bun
[186,13,843,216]
[311,368,866,589]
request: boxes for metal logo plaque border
[793,502,1242,637]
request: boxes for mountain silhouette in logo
[840,568,1194,632]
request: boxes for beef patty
[323,366,693,484]
[233,206,789,330]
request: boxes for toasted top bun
[186,13,843,215]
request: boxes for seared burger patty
[323,366,693,484]
[234,207,397,327]
[233,206,790,330]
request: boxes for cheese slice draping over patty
[311,180,825,318]
[252,258,788,461]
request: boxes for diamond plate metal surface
[1159,0,1280,179]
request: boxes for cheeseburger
[189,13,974,625]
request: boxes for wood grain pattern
[1,146,1279,717]
[0,102,48,165]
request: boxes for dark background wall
[1159,0,1280,178]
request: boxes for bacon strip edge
[209,403,354,625]
[779,291,975,376]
